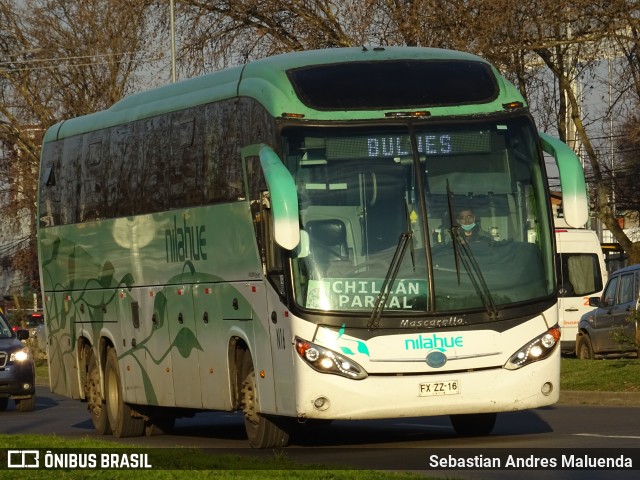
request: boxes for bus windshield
[286,116,554,315]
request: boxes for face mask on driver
[461,223,476,232]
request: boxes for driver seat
[306,219,352,277]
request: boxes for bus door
[264,286,295,415]
[242,147,293,415]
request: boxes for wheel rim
[106,362,120,423]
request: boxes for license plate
[418,380,460,396]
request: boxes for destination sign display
[324,130,491,160]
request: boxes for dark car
[0,312,36,411]
[23,312,46,352]
[576,264,640,359]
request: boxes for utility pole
[170,0,176,83]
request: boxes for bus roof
[43,47,527,143]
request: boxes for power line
[0,51,164,72]
[0,51,148,67]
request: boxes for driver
[456,208,492,243]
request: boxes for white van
[555,228,608,354]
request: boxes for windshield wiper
[446,181,499,321]
[446,180,462,284]
[404,198,417,272]
[367,232,412,330]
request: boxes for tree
[0,0,162,294]
[614,115,640,224]
[3,0,640,277]
[176,0,640,262]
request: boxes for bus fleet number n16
[418,380,460,396]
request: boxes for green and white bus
[38,47,588,448]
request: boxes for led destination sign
[324,130,491,160]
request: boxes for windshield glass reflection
[286,118,554,317]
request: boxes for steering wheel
[344,258,391,276]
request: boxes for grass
[560,357,640,392]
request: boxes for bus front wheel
[105,348,144,438]
[450,412,497,436]
[241,362,290,448]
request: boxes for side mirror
[588,297,600,308]
[557,282,574,297]
[17,329,29,341]
[242,144,300,250]
[539,132,588,228]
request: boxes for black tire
[15,396,35,412]
[104,348,144,438]
[450,413,497,436]
[241,357,290,448]
[86,353,111,435]
[577,335,594,360]
[0,397,8,411]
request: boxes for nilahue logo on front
[404,334,463,351]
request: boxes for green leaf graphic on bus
[153,292,168,329]
[171,328,204,358]
[335,324,370,357]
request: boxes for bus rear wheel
[241,364,290,448]
[105,348,144,438]
[86,353,111,435]
[450,412,497,436]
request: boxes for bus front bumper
[292,352,560,420]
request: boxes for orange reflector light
[281,112,305,118]
[548,324,561,343]
[502,101,524,110]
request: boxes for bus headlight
[504,324,560,370]
[10,347,31,363]
[295,337,368,380]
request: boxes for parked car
[576,264,640,359]
[25,312,45,351]
[8,312,46,359]
[0,312,36,411]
